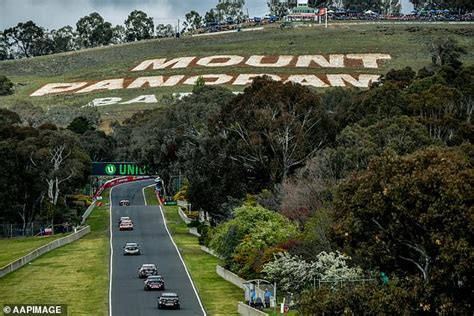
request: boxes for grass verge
[0,234,66,268]
[144,187,242,316]
[0,191,110,315]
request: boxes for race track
[110,180,204,316]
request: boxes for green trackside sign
[92,162,158,176]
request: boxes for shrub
[0,76,14,95]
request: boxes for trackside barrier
[177,208,192,225]
[93,176,152,199]
[189,227,201,237]
[238,302,268,316]
[0,226,90,278]
[81,200,97,225]
[216,265,266,303]
[216,265,247,290]
[200,246,223,259]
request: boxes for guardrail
[81,200,97,225]
[0,226,90,278]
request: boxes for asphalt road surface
[110,180,205,316]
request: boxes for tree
[29,129,91,206]
[0,76,14,95]
[267,1,291,18]
[3,21,46,58]
[263,251,362,293]
[204,9,218,24]
[407,83,467,144]
[124,10,154,42]
[10,101,45,127]
[431,37,467,68]
[0,32,11,60]
[51,26,77,53]
[43,105,100,128]
[0,108,20,126]
[79,130,116,162]
[332,147,473,312]
[67,116,94,134]
[209,204,298,277]
[299,281,416,315]
[215,76,337,185]
[155,24,174,38]
[76,12,113,48]
[216,0,246,23]
[185,11,203,33]
[111,25,126,44]
[112,86,237,217]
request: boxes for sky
[0,0,415,30]
[0,0,269,30]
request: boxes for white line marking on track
[108,179,154,316]
[108,186,114,316]
[158,202,207,316]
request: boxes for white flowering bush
[263,251,362,293]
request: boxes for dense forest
[0,37,472,312]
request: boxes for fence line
[0,226,90,278]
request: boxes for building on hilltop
[287,0,318,20]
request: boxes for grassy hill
[0,23,473,129]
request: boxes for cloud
[0,0,266,30]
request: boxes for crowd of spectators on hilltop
[328,10,473,21]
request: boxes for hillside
[0,23,473,128]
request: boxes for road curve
[109,180,204,316]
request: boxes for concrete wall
[216,265,247,290]
[0,226,90,278]
[238,302,268,316]
[177,208,192,225]
[200,246,223,259]
[81,201,97,225]
[188,227,201,237]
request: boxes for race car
[119,199,130,206]
[123,242,140,255]
[139,263,158,278]
[118,216,131,227]
[144,275,165,291]
[158,293,180,310]
[119,220,134,231]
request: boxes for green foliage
[299,280,417,315]
[125,10,154,42]
[185,11,203,33]
[209,204,297,278]
[322,115,436,180]
[193,76,206,93]
[431,37,467,68]
[78,130,115,162]
[332,147,473,312]
[263,251,362,294]
[198,224,213,247]
[216,76,337,185]
[0,108,20,125]
[76,12,113,48]
[2,20,49,58]
[155,24,174,38]
[383,67,416,88]
[0,75,14,95]
[67,116,94,134]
